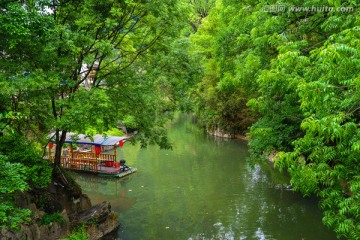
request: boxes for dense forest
[189,1,359,239]
[0,0,359,239]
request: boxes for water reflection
[74,174,136,212]
[74,114,337,240]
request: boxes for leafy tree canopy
[190,0,360,238]
[0,0,193,165]
[0,0,197,229]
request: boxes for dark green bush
[40,212,65,226]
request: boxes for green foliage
[0,154,31,230]
[61,226,89,240]
[1,0,358,238]
[0,202,31,230]
[122,115,137,132]
[0,0,195,173]
[274,26,360,239]
[191,0,360,238]
[0,116,51,229]
[0,155,28,194]
[190,0,273,135]
[41,212,66,226]
[188,0,216,32]
[105,128,124,136]
[0,135,52,189]
[147,37,203,112]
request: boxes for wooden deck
[49,156,137,177]
[48,152,131,175]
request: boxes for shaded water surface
[74,114,336,240]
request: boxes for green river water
[74,114,337,240]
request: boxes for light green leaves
[190,0,360,238]
[0,154,31,229]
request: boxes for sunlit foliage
[191,0,360,238]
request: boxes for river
[73,113,337,240]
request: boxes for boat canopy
[50,132,129,146]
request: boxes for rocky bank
[0,172,120,240]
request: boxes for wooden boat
[47,133,137,178]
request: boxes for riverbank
[0,172,119,240]
[207,127,249,140]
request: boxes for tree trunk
[54,129,67,168]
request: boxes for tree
[190,0,271,136]
[0,0,189,173]
[190,0,359,238]
[0,2,54,228]
[275,26,360,239]
[0,0,196,229]
[188,0,216,32]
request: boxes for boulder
[74,201,120,240]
